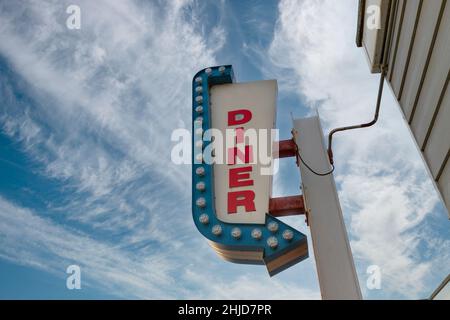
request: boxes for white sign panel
[210,80,277,224]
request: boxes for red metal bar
[276,139,297,158]
[269,195,305,217]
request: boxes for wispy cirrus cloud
[0,0,322,299]
[0,0,225,297]
[0,0,216,231]
[0,196,179,299]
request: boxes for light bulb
[282,229,294,241]
[199,213,209,224]
[267,236,278,249]
[212,225,222,236]
[267,221,279,233]
[196,197,206,208]
[195,167,205,176]
[251,228,262,240]
[231,227,241,239]
[196,181,206,192]
[195,106,203,114]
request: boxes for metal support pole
[293,116,362,300]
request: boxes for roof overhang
[356,0,366,47]
[355,0,393,73]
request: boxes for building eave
[356,0,366,47]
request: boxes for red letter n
[227,145,253,164]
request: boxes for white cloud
[267,0,447,298]
[0,0,220,231]
[182,268,320,300]
[0,196,177,298]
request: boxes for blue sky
[0,0,448,299]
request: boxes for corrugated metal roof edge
[429,274,450,300]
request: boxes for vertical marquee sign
[192,65,308,276]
